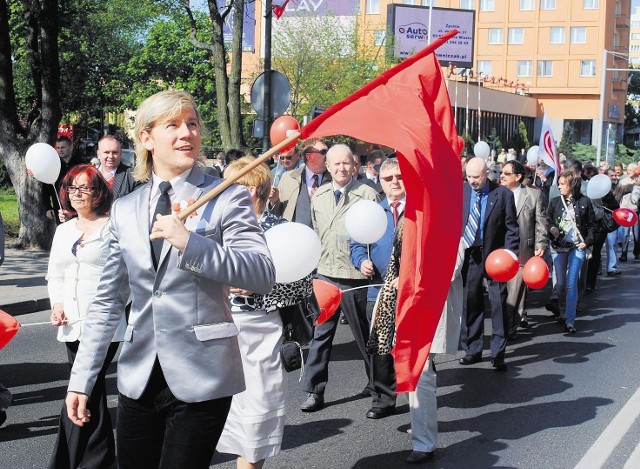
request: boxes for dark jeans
[116,360,232,469]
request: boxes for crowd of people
[36,88,640,468]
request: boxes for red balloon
[313,279,342,326]
[0,310,20,350]
[522,256,550,289]
[612,208,638,228]
[485,248,519,282]
[270,116,300,148]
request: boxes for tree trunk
[227,0,245,149]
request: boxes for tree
[183,0,246,151]
[0,0,61,249]
[271,14,385,119]
[557,122,573,158]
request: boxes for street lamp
[596,49,635,167]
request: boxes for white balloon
[25,143,61,184]
[526,145,539,166]
[264,222,322,283]
[586,173,612,200]
[345,200,388,244]
[473,141,491,159]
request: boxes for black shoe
[620,253,628,262]
[507,332,518,341]
[585,286,594,293]
[491,360,507,372]
[0,410,6,427]
[459,355,482,365]
[565,325,577,334]
[300,393,324,412]
[607,270,622,277]
[339,314,349,324]
[406,451,434,464]
[366,407,395,419]
[519,318,529,329]
[545,301,560,317]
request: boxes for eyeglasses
[381,174,402,182]
[305,148,328,156]
[66,185,95,194]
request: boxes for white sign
[388,5,475,68]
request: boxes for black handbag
[278,294,319,373]
[593,204,619,233]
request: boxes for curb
[1,298,51,316]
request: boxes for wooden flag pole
[177,131,301,221]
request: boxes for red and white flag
[272,0,289,19]
[538,113,560,185]
[299,30,463,392]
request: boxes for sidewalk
[0,245,50,315]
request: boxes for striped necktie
[463,191,482,248]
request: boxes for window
[537,60,553,77]
[550,27,566,44]
[480,0,494,11]
[580,60,596,76]
[477,60,492,76]
[460,0,475,9]
[583,0,598,9]
[508,28,524,44]
[541,0,556,9]
[632,33,640,40]
[365,0,380,14]
[488,28,503,44]
[571,27,587,44]
[403,0,433,4]
[520,0,534,11]
[517,60,532,77]
[374,30,386,46]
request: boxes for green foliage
[486,127,502,154]
[570,143,596,163]
[0,188,19,238]
[557,122,573,158]
[506,121,528,153]
[271,15,387,119]
[462,132,475,157]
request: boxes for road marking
[575,385,640,469]
[623,440,640,469]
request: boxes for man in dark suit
[459,157,519,371]
[96,135,140,200]
[45,136,84,222]
[358,150,384,194]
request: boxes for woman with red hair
[47,164,126,469]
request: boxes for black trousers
[49,341,119,469]
[366,301,396,409]
[116,359,232,469]
[460,247,509,364]
[302,275,372,395]
[586,230,607,290]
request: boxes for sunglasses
[381,174,402,182]
[305,148,328,156]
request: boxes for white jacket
[47,219,126,343]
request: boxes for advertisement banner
[388,5,475,68]
[219,0,256,52]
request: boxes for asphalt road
[2,265,640,468]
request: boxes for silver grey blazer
[68,166,275,402]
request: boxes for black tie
[151,181,172,269]
[334,189,342,205]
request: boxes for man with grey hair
[300,144,380,412]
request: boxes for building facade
[243,0,630,151]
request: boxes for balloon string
[20,318,86,328]
[52,184,62,211]
[341,284,384,293]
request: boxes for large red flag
[298,30,463,392]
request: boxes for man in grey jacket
[64,90,275,468]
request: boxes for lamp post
[465,69,472,138]
[477,72,483,141]
[596,49,635,167]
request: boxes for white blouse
[46,218,126,343]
